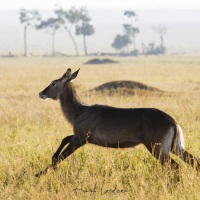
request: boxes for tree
[76,8,95,56]
[19,9,41,56]
[112,34,132,52]
[152,25,168,54]
[55,7,81,56]
[112,10,139,55]
[37,17,62,56]
[123,10,140,51]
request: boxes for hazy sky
[1,0,200,10]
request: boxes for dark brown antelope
[36,68,200,176]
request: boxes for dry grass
[0,55,200,199]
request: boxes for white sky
[1,0,200,10]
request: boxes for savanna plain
[0,55,200,199]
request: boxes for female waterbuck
[37,68,200,176]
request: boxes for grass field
[0,55,200,199]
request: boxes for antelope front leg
[52,135,74,166]
[35,135,74,177]
[53,136,86,167]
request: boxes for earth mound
[88,80,163,96]
[85,58,118,64]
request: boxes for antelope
[36,68,200,177]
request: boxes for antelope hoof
[52,155,60,166]
[35,168,48,177]
[35,164,56,177]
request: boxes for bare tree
[152,25,168,52]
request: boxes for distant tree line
[19,8,168,57]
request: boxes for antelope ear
[68,68,80,82]
[62,68,71,82]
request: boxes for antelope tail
[172,124,200,171]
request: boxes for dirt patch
[85,58,118,64]
[88,80,164,96]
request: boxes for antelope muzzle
[39,91,47,100]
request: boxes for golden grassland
[0,55,200,199]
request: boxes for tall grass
[0,55,200,199]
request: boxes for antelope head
[39,68,80,100]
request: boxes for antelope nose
[39,92,44,98]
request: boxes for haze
[1,0,200,10]
[0,0,200,55]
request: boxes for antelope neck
[59,83,83,124]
